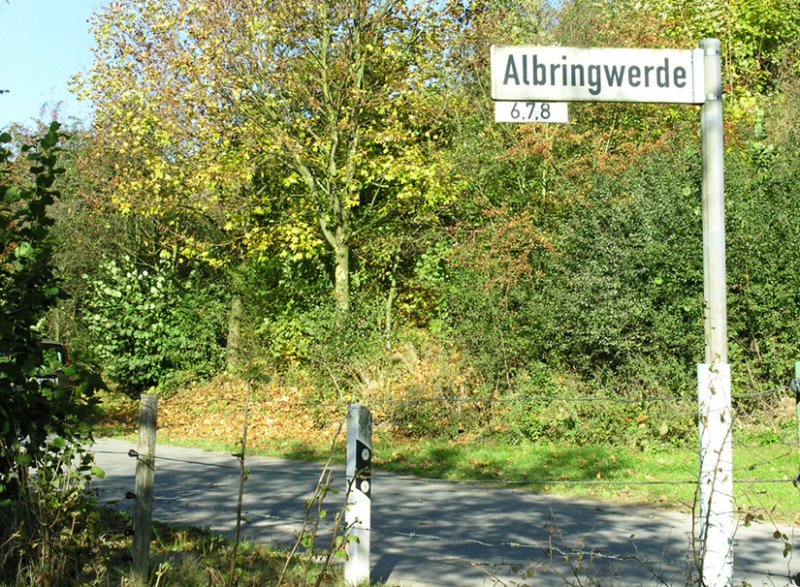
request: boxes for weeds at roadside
[277,384,356,587]
[145,521,342,586]
[490,512,694,587]
[0,436,104,585]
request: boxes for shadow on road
[92,438,797,587]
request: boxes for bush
[725,146,800,387]
[0,437,101,585]
[532,149,706,375]
[298,297,389,401]
[1,123,100,496]
[445,147,708,394]
[444,138,800,437]
[361,335,487,439]
[83,252,226,393]
[502,362,696,447]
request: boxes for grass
[145,521,349,587]
[2,498,353,587]
[371,433,800,522]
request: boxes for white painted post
[345,404,372,587]
[697,364,734,585]
[697,38,734,587]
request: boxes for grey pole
[697,38,734,587]
[794,362,800,477]
[132,393,158,586]
[345,404,372,586]
[701,38,728,366]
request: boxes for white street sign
[495,101,568,123]
[491,46,705,104]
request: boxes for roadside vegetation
[98,381,800,524]
[3,0,800,584]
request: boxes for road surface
[91,438,798,586]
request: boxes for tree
[76,0,454,320]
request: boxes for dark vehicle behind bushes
[36,339,72,389]
[0,339,72,390]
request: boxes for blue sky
[0,0,107,130]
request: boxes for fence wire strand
[91,446,799,493]
[156,384,789,411]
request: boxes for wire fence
[94,383,800,585]
[160,384,790,409]
[92,430,800,587]
[94,446,795,489]
[143,383,799,486]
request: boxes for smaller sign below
[495,101,568,123]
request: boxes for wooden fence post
[132,393,158,586]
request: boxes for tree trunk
[333,234,350,321]
[384,253,399,351]
[226,292,243,372]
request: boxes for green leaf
[3,186,23,203]
[91,466,106,479]
[14,241,34,259]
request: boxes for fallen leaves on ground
[98,375,347,454]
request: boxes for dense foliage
[5,0,797,445]
[83,252,227,394]
[0,123,99,494]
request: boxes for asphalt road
[92,438,799,586]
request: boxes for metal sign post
[492,39,733,587]
[696,38,734,587]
